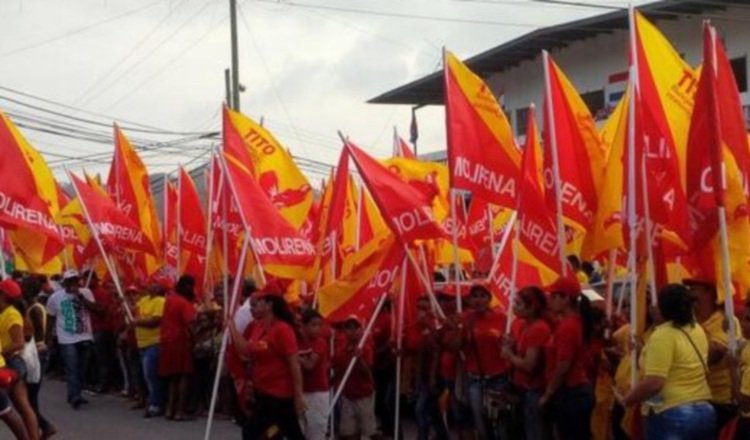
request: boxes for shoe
[144,407,164,418]
[70,398,87,409]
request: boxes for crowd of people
[0,262,748,440]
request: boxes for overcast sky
[0,0,642,184]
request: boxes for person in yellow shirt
[0,278,39,440]
[132,281,167,418]
[622,284,716,440]
[733,301,750,439]
[687,278,743,434]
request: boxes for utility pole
[230,0,240,111]
[224,68,232,109]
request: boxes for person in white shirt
[46,270,102,409]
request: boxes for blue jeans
[646,402,716,440]
[59,341,92,404]
[415,383,449,440]
[551,384,594,440]
[523,389,552,440]
[140,345,164,410]
[468,375,508,440]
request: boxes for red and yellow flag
[107,124,161,277]
[223,108,313,230]
[346,140,445,244]
[685,23,750,301]
[0,111,65,268]
[543,53,606,231]
[317,235,403,323]
[518,106,563,275]
[444,50,521,209]
[70,173,156,255]
[221,153,316,280]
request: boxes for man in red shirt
[333,315,377,440]
[88,274,117,394]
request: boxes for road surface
[1,379,239,439]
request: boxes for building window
[580,89,605,116]
[515,107,529,137]
[731,57,747,93]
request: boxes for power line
[72,0,194,106]
[251,0,549,28]
[0,0,165,58]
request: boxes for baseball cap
[545,276,582,299]
[62,269,80,282]
[343,314,363,327]
[0,279,22,300]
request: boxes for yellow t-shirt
[0,306,23,356]
[642,322,712,413]
[702,311,743,404]
[135,296,166,349]
[740,342,750,417]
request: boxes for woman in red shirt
[298,309,330,440]
[540,276,595,440]
[228,283,305,440]
[462,284,509,440]
[502,286,552,440]
[159,275,197,421]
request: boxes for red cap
[253,279,288,299]
[149,275,173,292]
[0,279,22,300]
[343,314,364,327]
[125,285,141,295]
[545,276,581,299]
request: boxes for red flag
[164,181,178,268]
[221,153,316,279]
[393,130,417,159]
[346,140,445,244]
[209,153,244,275]
[518,106,563,274]
[488,242,544,312]
[444,50,521,209]
[0,112,64,261]
[69,173,156,255]
[178,167,207,255]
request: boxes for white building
[370,0,749,151]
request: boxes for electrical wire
[0,0,165,58]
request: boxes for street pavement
[1,379,239,439]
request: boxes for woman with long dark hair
[539,276,594,440]
[622,283,715,440]
[502,285,552,440]
[298,309,330,440]
[228,281,306,440]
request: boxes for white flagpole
[328,292,389,414]
[204,234,251,440]
[640,154,658,307]
[542,52,568,275]
[627,6,640,388]
[505,217,520,334]
[487,204,496,260]
[404,243,446,321]
[176,167,182,277]
[708,24,738,354]
[203,152,216,306]
[65,169,133,322]
[0,229,6,279]
[451,189,463,314]
[486,211,518,282]
[393,257,408,440]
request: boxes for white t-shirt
[233,298,253,334]
[46,288,95,345]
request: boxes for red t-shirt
[544,314,589,388]
[333,339,374,400]
[160,293,197,345]
[247,320,299,399]
[300,336,330,393]
[463,309,509,377]
[90,286,114,333]
[512,319,551,390]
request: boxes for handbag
[0,367,18,388]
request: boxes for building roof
[369,0,745,106]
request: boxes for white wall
[485,6,750,136]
